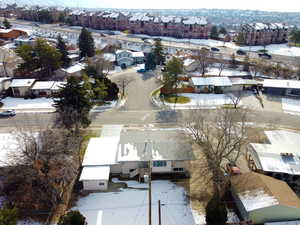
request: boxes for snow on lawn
[205,68,250,77]
[282,98,300,115]
[164,93,236,109]
[1,97,54,110]
[238,44,300,57]
[72,179,205,225]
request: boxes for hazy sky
[75,0,300,12]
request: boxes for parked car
[226,163,241,176]
[236,49,247,55]
[137,68,146,73]
[211,47,220,52]
[258,53,272,59]
[0,110,16,117]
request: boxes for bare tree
[192,48,214,76]
[215,59,227,76]
[226,90,244,108]
[115,74,135,98]
[183,108,248,196]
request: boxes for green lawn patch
[163,94,190,104]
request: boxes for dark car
[211,47,220,52]
[0,110,16,117]
[258,53,272,59]
[236,49,247,55]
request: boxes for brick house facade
[240,23,288,45]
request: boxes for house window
[99,182,105,186]
[173,168,184,172]
[153,161,167,167]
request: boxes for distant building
[240,23,288,45]
[263,79,300,97]
[231,172,300,224]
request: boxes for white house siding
[172,161,185,171]
[152,161,172,173]
[121,162,140,175]
[12,86,30,97]
[83,180,108,191]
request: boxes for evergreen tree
[163,56,183,89]
[57,35,70,68]
[243,54,250,72]
[0,205,18,225]
[289,28,300,45]
[3,18,12,29]
[205,194,227,225]
[145,52,156,71]
[93,78,108,101]
[58,211,87,225]
[219,26,227,35]
[78,27,95,58]
[153,39,165,65]
[229,53,238,69]
[236,32,245,45]
[37,9,53,23]
[210,26,219,39]
[53,76,93,133]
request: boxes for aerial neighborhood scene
[1,0,300,225]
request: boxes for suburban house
[67,54,80,65]
[80,129,195,191]
[263,79,300,97]
[31,81,55,97]
[50,81,66,94]
[0,77,11,93]
[116,50,134,68]
[9,78,35,97]
[247,130,300,190]
[0,29,27,40]
[231,172,300,224]
[230,78,258,91]
[131,51,145,64]
[189,76,232,93]
[58,63,85,78]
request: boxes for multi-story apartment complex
[240,22,289,45]
[67,11,211,39]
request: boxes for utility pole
[158,200,162,225]
[148,160,152,225]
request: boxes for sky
[73,0,300,12]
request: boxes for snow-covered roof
[103,53,116,62]
[131,51,144,58]
[0,77,11,83]
[67,54,79,59]
[182,17,207,25]
[231,172,300,212]
[82,137,120,166]
[206,68,250,77]
[31,81,55,90]
[263,79,300,89]
[117,130,194,162]
[10,79,35,87]
[79,166,110,181]
[250,130,300,175]
[51,82,66,90]
[191,77,232,87]
[62,63,85,74]
[0,133,20,167]
[0,29,13,34]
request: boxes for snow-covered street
[1,97,55,112]
[72,179,205,225]
[282,98,300,115]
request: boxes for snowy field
[164,93,237,109]
[72,179,205,225]
[1,97,55,111]
[281,98,300,115]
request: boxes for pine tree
[219,26,227,35]
[53,76,93,133]
[229,53,238,69]
[3,18,12,29]
[78,27,95,58]
[205,194,227,225]
[145,52,156,71]
[0,205,18,225]
[58,211,87,225]
[153,39,165,65]
[236,32,245,45]
[57,35,70,68]
[210,26,219,39]
[163,56,183,89]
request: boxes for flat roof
[67,54,79,59]
[51,81,66,90]
[79,166,110,181]
[191,76,232,87]
[117,130,195,162]
[0,77,11,83]
[263,79,300,89]
[82,137,120,166]
[250,130,300,175]
[31,81,55,90]
[132,51,144,57]
[10,79,35,88]
[62,63,85,74]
